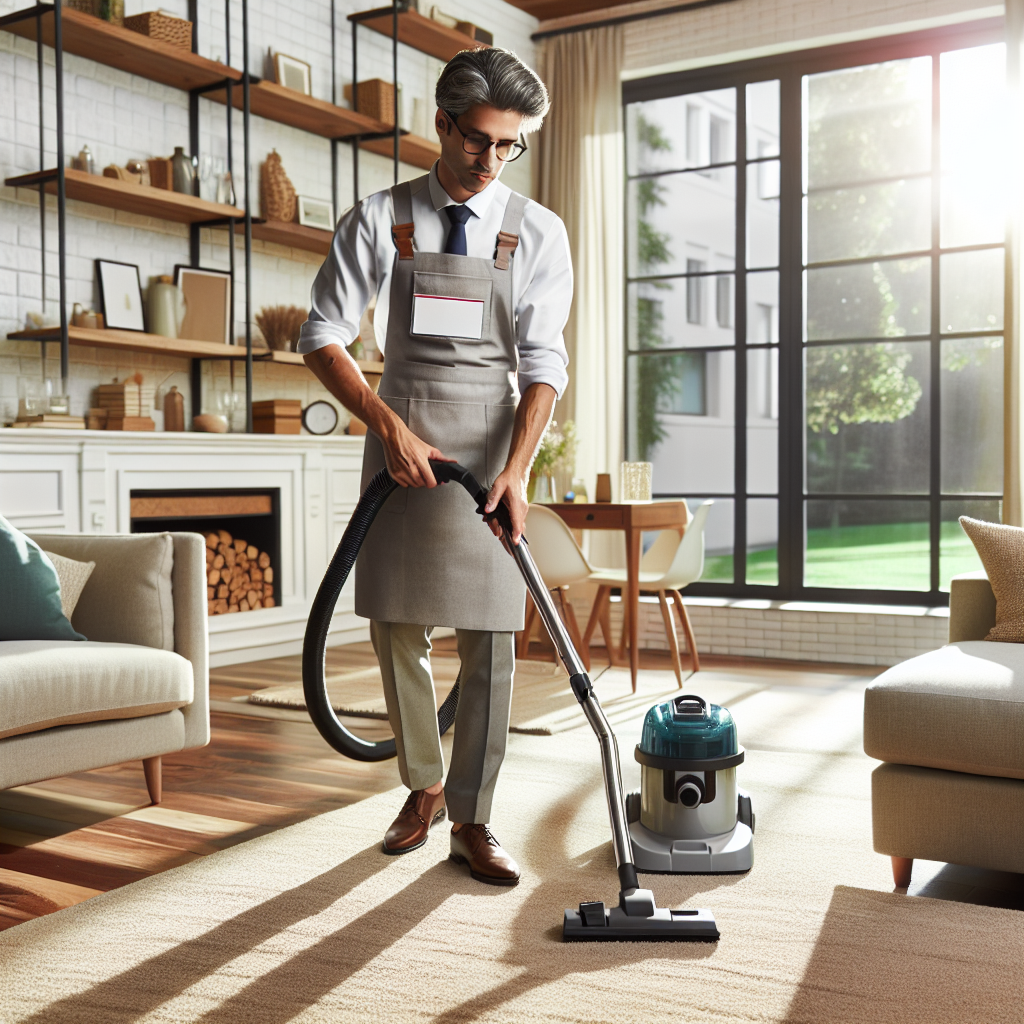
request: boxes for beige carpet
[1,680,1021,1024]
[227,659,768,736]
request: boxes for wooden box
[147,157,173,190]
[344,79,396,126]
[123,11,193,51]
[253,399,302,435]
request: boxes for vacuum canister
[626,694,754,873]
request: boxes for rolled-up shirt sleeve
[297,196,383,355]
[516,212,572,399]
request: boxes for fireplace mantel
[0,429,367,665]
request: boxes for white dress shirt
[298,163,572,398]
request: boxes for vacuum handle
[428,458,517,541]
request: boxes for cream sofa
[864,571,1024,886]
[0,532,209,803]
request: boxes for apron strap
[390,179,416,260]
[494,192,528,270]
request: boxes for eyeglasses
[442,109,527,163]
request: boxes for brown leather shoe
[382,789,446,855]
[449,824,520,886]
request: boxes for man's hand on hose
[484,467,528,546]
[382,419,454,488]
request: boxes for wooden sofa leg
[143,756,162,805]
[891,856,913,888]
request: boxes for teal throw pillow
[0,515,85,641]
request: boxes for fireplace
[130,489,281,616]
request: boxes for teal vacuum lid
[638,694,738,760]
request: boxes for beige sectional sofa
[864,571,1024,886]
[0,532,209,802]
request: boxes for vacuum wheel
[625,790,641,823]
[738,791,755,834]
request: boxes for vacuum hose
[301,460,498,762]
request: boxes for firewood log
[246,545,258,560]
[238,556,249,572]
[218,529,232,546]
[264,596,275,608]
[250,566,263,584]
[251,597,263,610]
[247,589,259,606]
[217,584,229,599]
[258,551,270,569]
[263,583,274,598]
[264,566,274,584]
[205,548,215,566]
[227,603,239,613]
[239,598,250,612]
[205,533,219,549]
[208,569,220,586]
[207,586,214,600]
[233,539,246,553]
[207,599,216,615]
[213,553,225,569]
[224,547,236,568]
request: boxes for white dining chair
[582,500,714,686]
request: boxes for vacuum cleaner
[302,460,719,942]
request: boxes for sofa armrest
[948,571,996,643]
[171,532,210,749]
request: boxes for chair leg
[518,593,537,659]
[657,590,684,687]
[143,755,162,805]
[598,589,617,665]
[582,584,606,649]
[891,856,913,888]
[556,588,588,671]
[670,590,700,674]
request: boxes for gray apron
[354,175,528,632]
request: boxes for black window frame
[623,16,1006,607]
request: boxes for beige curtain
[537,26,625,499]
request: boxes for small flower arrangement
[530,420,576,502]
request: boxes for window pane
[941,499,1001,591]
[627,89,736,175]
[805,57,931,190]
[806,177,930,263]
[805,257,930,340]
[940,248,1004,334]
[747,80,780,159]
[747,271,779,343]
[941,337,1004,494]
[747,498,778,585]
[695,497,734,582]
[627,278,736,350]
[804,500,930,590]
[941,44,1008,247]
[748,161,779,269]
[748,347,779,493]
[627,167,736,278]
[805,341,930,494]
[628,351,734,492]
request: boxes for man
[299,48,571,886]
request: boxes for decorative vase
[171,146,194,194]
[533,473,555,504]
[163,386,185,432]
[260,149,297,222]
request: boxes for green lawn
[703,521,983,591]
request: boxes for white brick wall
[0,0,538,416]
[567,592,950,667]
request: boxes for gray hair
[435,48,549,134]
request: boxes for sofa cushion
[28,533,175,651]
[864,641,1024,780]
[42,550,95,619]
[0,640,193,740]
[0,516,84,642]
[958,517,1024,642]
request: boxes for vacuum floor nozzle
[562,888,719,942]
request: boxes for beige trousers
[370,620,514,824]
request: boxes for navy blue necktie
[443,204,472,256]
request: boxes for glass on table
[620,462,653,502]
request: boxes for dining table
[547,500,691,689]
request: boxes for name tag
[412,294,484,340]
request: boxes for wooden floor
[0,641,874,932]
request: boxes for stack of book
[95,379,156,431]
[253,399,302,434]
[11,414,86,429]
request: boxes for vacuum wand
[427,460,719,941]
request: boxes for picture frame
[297,196,335,231]
[95,259,145,332]
[174,265,232,345]
[273,52,312,96]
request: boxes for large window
[624,22,1005,602]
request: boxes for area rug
[1,685,1020,1024]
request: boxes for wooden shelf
[359,133,441,171]
[247,220,333,256]
[349,6,487,62]
[260,349,383,378]
[1,6,242,92]
[206,79,390,140]
[7,326,255,360]
[5,168,245,225]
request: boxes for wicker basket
[260,150,297,223]
[123,11,193,51]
